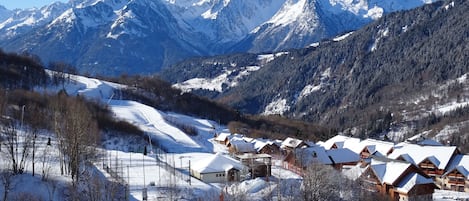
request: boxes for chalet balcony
[423,169,442,176]
[448,178,466,185]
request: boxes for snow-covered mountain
[162,0,469,141]
[0,2,69,40]
[0,0,436,75]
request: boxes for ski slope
[109,100,205,152]
[42,72,214,153]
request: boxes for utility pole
[126,165,130,201]
[142,152,147,201]
[188,160,191,186]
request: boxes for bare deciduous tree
[301,163,341,201]
[1,120,32,175]
[49,95,100,185]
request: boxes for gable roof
[191,153,245,174]
[215,133,231,142]
[444,154,469,178]
[294,146,333,165]
[252,138,279,152]
[406,134,443,146]
[321,135,360,150]
[326,148,360,164]
[231,141,256,153]
[369,158,412,185]
[388,142,458,170]
[417,139,443,146]
[359,139,394,156]
[395,172,435,194]
[281,137,305,149]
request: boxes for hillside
[162,0,469,145]
[0,50,342,200]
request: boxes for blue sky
[0,0,67,10]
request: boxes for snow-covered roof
[395,173,434,194]
[281,137,305,149]
[326,148,360,164]
[242,136,254,142]
[370,158,412,185]
[191,153,245,174]
[231,141,256,153]
[407,134,443,146]
[417,139,443,146]
[252,138,279,152]
[359,139,394,156]
[320,135,360,150]
[444,154,469,178]
[215,133,231,142]
[294,146,333,165]
[388,142,458,170]
[227,135,246,145]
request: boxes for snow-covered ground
[434,190,469,201]
[1,72,307,200]
[3,72,469,200]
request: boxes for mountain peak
[0,0,439,75]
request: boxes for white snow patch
[257,52,289,63]
[434,120,469,143]
[434,189,469,201]
[333,31,353,42]
[267,0,306,27]
[173,66,261,93]
[444,2,455,10]
[402,25,409,32]
[298,84,321,99]
[263,98,290,115]
[370,27,389,52]
[434,101,469,115]
[309,42,320,47]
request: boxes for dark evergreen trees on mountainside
[0,50,47,89]
[160,0,468,140]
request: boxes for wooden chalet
[388,142,459,187]
[441,154,469,192]
[359,157,436,201]
[282,146,332,175]
[280,137,308,153]
[356,139,394,158]
[252,138,282,156]
[214,133,232,145]
[229,140,256,154]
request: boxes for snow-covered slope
[41,71,215,153]
[242,0,437,52]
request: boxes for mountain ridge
[162,0,469,140]
[0,0,435,75]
